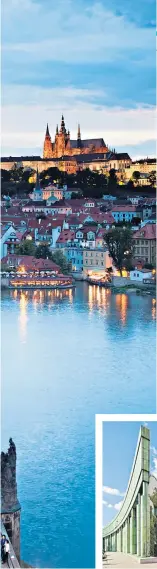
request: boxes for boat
[8,275,75,290]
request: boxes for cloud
[2,0,155,66]
[151,447,157,478]
[1,0,155,156]
[1,84,155,155]
[114,500,123,511]
[102,498,124,511]
[151,446,157,456]
[103,486,125,497]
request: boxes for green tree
[148,170,156,187]
[51,250,72,274]
[127,180,134,190]
[16,240,36,256]
[35,244,52,259]
[105,227,133,275]
[132,171,140,183]
[108,168,117,190]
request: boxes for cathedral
[43,115,109,159]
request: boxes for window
[101,261,103,265]
[101,253,103,257]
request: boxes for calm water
[1,283,156,568]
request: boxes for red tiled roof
[56,230,75,243]
[133,225,156,240]
[2,255,60,272]
[112,205,137,212]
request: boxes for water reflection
[152,298,156,320]
[18,292,28,341]
[115,294,128,325]
[88,285,111,313]
[1,283,156,569]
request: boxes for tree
[127,180,134,190]
[149,170,156,187]
[51,250,72,274]
[35,244,52,259]
[144,262,154,270]
[132,171,140,183]
[108,168,117,190]
[16,240,36,256]
[105,227,133,275]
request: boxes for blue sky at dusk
[2,0,155,157]
[102,421,157,526]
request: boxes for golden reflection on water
[88,285,111,313]
[115,294,128,325]
[152,298,156,320]
[12,289,74,313]
[18,292,28,341]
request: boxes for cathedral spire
[46,123,50,137]
[35,167,40,191]
[77,123,82,148]
[60,114,66,133]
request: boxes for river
[1,283,156,568]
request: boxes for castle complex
[43,115,109,158]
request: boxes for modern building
[103,426,157,561]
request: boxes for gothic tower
[77,124,82,149]
[43,123,53,158]
[1,439,21,561]
[54,115,69,157]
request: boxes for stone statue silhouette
[1,438,19,511]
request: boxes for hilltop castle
[43,115,109,159]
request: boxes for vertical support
[136,493,141,556]
[141,482,150,557]
[127,517,130,553]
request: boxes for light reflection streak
[115,294,128,325]
[18,292,28,341]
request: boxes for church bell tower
[43,123,53,158]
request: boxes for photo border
[95,413,157,569]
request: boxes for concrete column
[141,481,150,557]
[117,529,120,552]
[136,493,141,556]
[127,517,130,553]
[130,508,136,554]
[124,521,127,553]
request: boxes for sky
[103,421,157,526]
[1,0,156,158]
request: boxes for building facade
[133,224,156,265]
[103,426,156,559]
[83,248,112,277]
